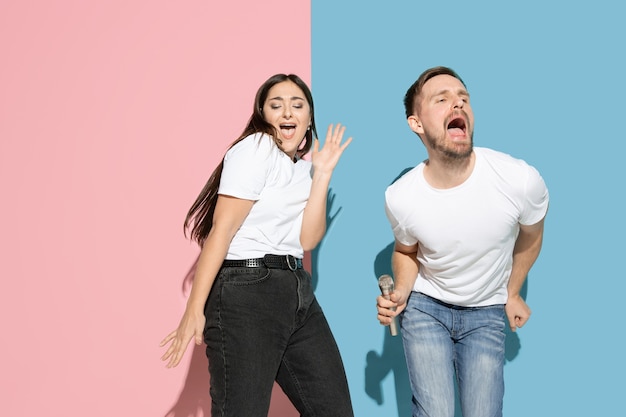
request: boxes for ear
[408,115,423,135]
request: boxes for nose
[453,96,465,109]
[283,107,292,118]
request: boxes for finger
[333,124,346,143]
[159,330,177,346]
[168,332,195,368]
[161,346,176,362]
[377,313,392,325]
[325,123,344,144]
[376,297,387,308]
[377,295,396,307]
[340,136,352,151]
[334,123,344,137]
[376,304,396,318]
[167,347,182,368]
[161,334,181,365]
[312,138,320,153]
[161,335,181,360]
[325,124,334,142]
[169,353,181,368]
[505,311,516,332]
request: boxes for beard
[423,127,473,164]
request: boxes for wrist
[311,170,333,182]
[186,298,206,315]
[507,291,522,300]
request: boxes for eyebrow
[430,88,470,98]
[268,96,306,101]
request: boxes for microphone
[378,274,398,336]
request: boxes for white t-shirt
[218,133,312,259]
[385,147,549,306]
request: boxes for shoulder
[385,163,425,213]
[295,157,313,172]
[476,147,539,178]
[476,147,522,165]
[476,147,548,205]
[225,133,280,162]
[386,164,424,195]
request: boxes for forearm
[392,244,419,294]
[376,242,418,322]
[300,171,332,250]
[185,230,231,313]
[507,220,545,297]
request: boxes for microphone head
[378,274,394,292]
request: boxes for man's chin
[441,142,472,160]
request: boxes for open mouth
[279,123,296,139]
[447,116,467,136]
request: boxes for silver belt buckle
[286,255,297,271]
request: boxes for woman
[160,73,354,417]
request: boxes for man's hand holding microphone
[377,274,410,336]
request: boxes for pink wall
[0,1,310,415]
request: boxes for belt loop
[286,255,297,271]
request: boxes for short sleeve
[520,164,549,225]
[218,133,274,200]
[385,189,418,246]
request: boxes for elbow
[300,232,324,252]
[300,224,326,252]
[300,238,321,252]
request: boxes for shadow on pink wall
[164,344,298,417]
[164,257,300,417]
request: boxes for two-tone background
[1,1,623,416]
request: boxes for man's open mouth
[447,116,466,136]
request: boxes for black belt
[222,254,303,271]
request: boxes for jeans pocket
[222,267,272,287]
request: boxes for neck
[423,151,475,189]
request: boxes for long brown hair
[183,74,318,246]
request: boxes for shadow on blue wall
[310,188,342,291]
[366,240,412,417]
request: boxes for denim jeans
[401,292,506,417]
[203,265,354,417]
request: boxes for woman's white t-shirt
[218,133,312,259]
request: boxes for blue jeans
[203,265,354,417]
[401,292,506,417]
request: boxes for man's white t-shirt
[385,147,549,306]
[218,133,312,259]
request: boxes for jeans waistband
[221,254,303,271]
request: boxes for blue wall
[311,1,625,416]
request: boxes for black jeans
[204,265,354,417]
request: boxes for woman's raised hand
[311,123,352,176]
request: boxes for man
[377,66,549,417]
